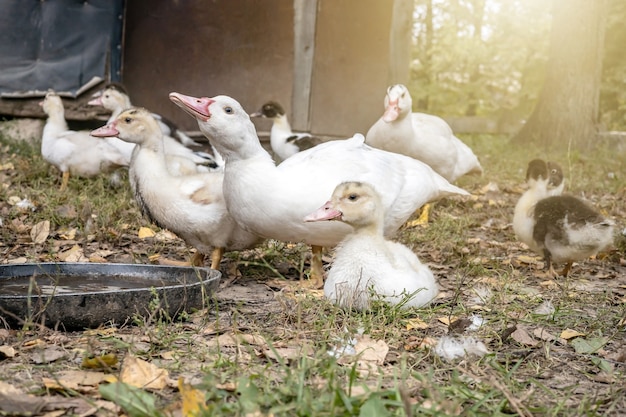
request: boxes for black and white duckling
[90,108,261,269]
[513,159,614,277]
[304,181,439,310]
[89,83,222,169]
[40,92,127,191]
[533,195,614,277]
[250,101,322,162]
[513,159,565,251]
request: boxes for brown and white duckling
[513,159,565,252]
[304,181,439,310]
[533,195,614,277]
[91,108,261,269]
[40,92,127,191]
[250,101,321,162]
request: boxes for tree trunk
[512,0,607,150]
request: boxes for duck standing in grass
[91,108,261,269]
[365,84,483,182]
[249,101,321,162]
[365,84,483,224]
[304,181,439,310]
[39,92,128,191]
[170,92,468,288]
[513,159,614,277]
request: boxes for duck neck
[46,108,69,132]
[271,114,292,135]
[203,123,272,164]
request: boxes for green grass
[1,128,625,416]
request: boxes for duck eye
[124,117,132,123]
[224,106,233,114]
[348,193,358,201]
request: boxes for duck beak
[91,123,119,137]
[249,111,263,118]
[382,99,400,122]
[169,92,214,122]
[88,97,103,106]
[303,201,342,222]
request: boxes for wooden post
[292,0,318,132]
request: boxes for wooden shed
[0,0,412,138]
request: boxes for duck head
[249,101,285,119]
[525,159,564,195]
[91,107,160,145]
[169,93,260,159]
[383,84,412,123]
[304,181,383,231]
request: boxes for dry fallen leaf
[57,244,88,262]
[31,346,67,364]
[405,317,429,331]
[560,328,586,340]
[42,370,112,392]
[120,355,169,390]
[206,332,267,348]
[510,327,539,347]
[30,220,50,244]
[0,345,16,358]
[352,335,389,365]
[138,227,156,239]
[59,227,77,240]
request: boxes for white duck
[169,92,469,288]
[249,101,321,162]
[532,194,614,277]
[304,181,439,310]
[88,84,223,169]
[39,92,127,191]
[365,84,483,182]
[90,107,261,269]
[513,159,565,252]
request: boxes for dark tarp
[0,0,124,98]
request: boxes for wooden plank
[292,0,318,131]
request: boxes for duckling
[513,159,565,252]
[533,194,614,277]
[39,92,127,191]
[89,84,222,169]
[304,181,439,310]
[250,101,321,162]
[90,108,261,269]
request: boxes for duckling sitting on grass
[304,181,439,310]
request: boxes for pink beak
[91,123,119,137]
[169,92,214,122]
[88,97,103,106]
[382,99,400,122]
[303,201,342,222]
